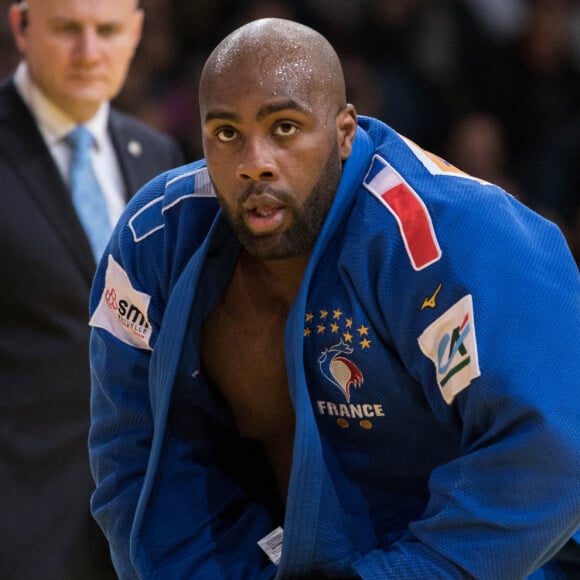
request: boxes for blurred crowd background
[1,0,579,262]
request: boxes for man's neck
[238,249,309,308]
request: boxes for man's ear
[8,2,29,52]
[337,104,357,161]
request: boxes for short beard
[217,139,342,261]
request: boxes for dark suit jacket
[0,77,185,580]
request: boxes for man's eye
[97,25,119,38]
[55,23,81,35]
[274,123,299,137]
[215,127,238,143]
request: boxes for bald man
[88,18,579,579]
[0,1,184,578]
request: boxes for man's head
[199,18,357,261]
[8,0,143,123]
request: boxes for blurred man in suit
[0,0,185,578]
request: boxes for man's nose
[75,28,101,60]
[236,138,277,181]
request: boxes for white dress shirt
[13,62,127,225]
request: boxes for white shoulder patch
[89,255,153,350]
[418,294,480,404]
[402,135,489,184]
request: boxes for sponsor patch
[89,255,153,350]
[418,294,480,404]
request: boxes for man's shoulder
[121,161,217,243]
[108,107,186,179]
[0,74,17,94]
[0,76,28,118]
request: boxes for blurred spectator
[472,0,580,261]
[0,1,19,73]
[522,113,580,262]
[463,0,526,39]
[445,110,523,198]
[0,0,184,578]
[481,0,580,169]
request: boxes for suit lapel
[0,80,96,281]
[108,110,146,201]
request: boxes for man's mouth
[240,189,290,234]
[245,203,286,234]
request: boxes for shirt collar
[13,61,110,150]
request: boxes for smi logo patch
[89,255,153,350]
[418,294,480,404]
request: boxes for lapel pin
[128,140,142,157]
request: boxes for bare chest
[201,291,296,497]
[199,255,307,498]
[202,302,293,431]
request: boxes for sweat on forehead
[200,18,346,104]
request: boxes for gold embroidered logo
[421,282,442,311]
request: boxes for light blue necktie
[66,125,111,260]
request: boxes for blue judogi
[89,117,580,579]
